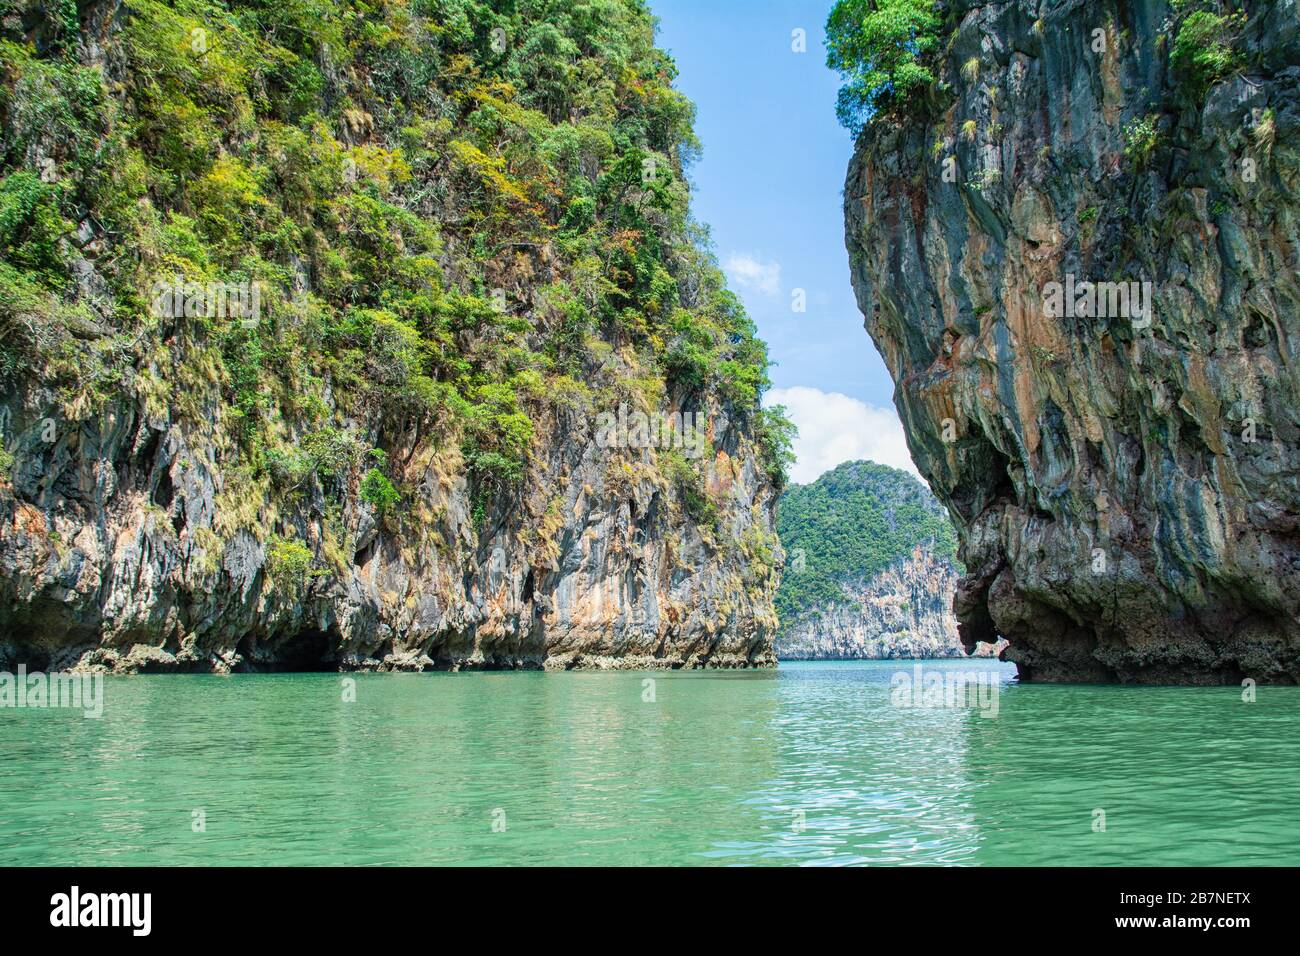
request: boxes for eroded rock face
[844,0,1300,682]
[0,386,780,673]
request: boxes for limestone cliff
[0,0,787,672]
[843,0,1300,681]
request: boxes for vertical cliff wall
[0,0,787,671]
[843,0,1300,682]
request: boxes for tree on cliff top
[826,0,943,130]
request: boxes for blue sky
[649,0,919,483]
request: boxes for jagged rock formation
[844,0,1300,682]
[0,390,781,673]
[0,0,786,672]
[774,459,1002,658]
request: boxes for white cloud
[723,252,781,297]
[764,386,921,485]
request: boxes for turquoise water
[1,659,1297,866]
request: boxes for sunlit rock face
[0,390,779,673]
[844,0,1300,682]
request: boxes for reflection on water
[1,660,1297,865]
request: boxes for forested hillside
[775,460,980,659]
[776,460,955,620]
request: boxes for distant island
[775,460,1002,660]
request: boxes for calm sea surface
[2,659,1297,865]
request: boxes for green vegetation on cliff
[826,0,1254,130]
[1169,2,1247,100]
[775,460,956,624]
[0,0,791,533]
[825,0,941,128]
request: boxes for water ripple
[1,661,1297,865]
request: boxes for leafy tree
[265,534,317,593]
[826,0,943,129]
[360,468,401,515]
[1169,3,1246,101]
[0,172,67,284]
[754,405,797,488]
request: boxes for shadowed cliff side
[840,0,1300,682]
